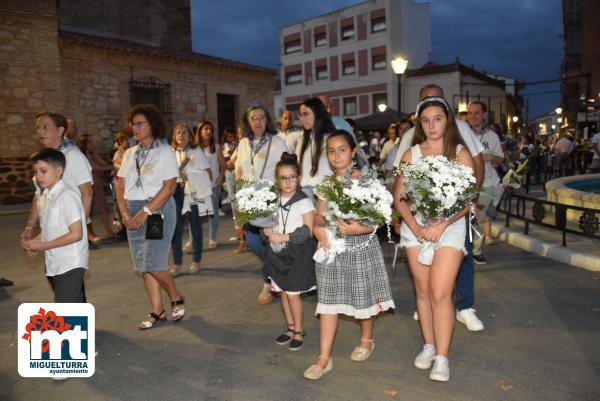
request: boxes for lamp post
[377,103,387,112]
[512,115,519,136]
[391,56,408,120]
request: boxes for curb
[491,223,600,272]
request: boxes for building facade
[0,0,275,205]
[280,0,430,118]
[561,0,600,137]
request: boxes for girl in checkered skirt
[303,130,395,380]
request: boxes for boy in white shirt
[24,148,89,303]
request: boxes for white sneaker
[456,308,484,331]
[218,209,225,217]
[413,310,419,321]
[414,344,436,369]
[429,355,450,382]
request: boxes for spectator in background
[196,120,227,249]
[221,127,238,204]
[554,131,574,177]
[277,110,302,153]
[76,134,115,242]
[588,130,600,173]
[457,111,468,122]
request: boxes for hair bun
[280,152,298,163]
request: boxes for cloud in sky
[191,0,563,118]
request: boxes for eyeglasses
[278,175,298,183]
[250,115,265,121]
[129,121,148,128]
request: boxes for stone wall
[0,1,274,206]
[0,2,63,206]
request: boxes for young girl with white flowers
[303,130,394,381]
[394,96,475,382]
[263,153,316,352]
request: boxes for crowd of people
[16,83,600,383]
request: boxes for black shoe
[289,331,306,351]
[0,278,13,287]
[473,254,487,265]
[276,328,295,345]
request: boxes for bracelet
[143,206,153,215]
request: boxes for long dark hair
[412,98,465,160]
[299,97,335,177]
[195,120,216,154]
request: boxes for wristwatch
[143,206,153,215]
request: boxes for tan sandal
[351,338,375,362]
[303,355,333,380]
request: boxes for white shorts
[400,215,467,255]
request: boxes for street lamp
[512,116,519,123]
[557,117,563,123]
[391,56,408,120]
[377,103,387,112]
[555,107,562,115]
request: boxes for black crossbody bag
[136,146,163,240]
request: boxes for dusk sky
[191,0,563,119]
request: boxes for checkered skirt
[315,233,395,319]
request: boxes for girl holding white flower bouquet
[263,153,317,352]
[394,96,476,382]
[304,130,395,380]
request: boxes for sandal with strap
[289,330,306,351]
[171,297,186,321]
[276,325,295,345]
[303,355,333,380]
[351,338,375,362]
[138,310,166,330]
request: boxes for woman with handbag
[235,105,287,304]
[116,104,185,329]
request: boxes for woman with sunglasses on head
[295,98,336,202]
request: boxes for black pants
[47,268,87,303]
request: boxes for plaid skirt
[315,233,395,319]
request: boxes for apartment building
[280,0,430,119]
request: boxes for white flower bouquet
[235,179,278,227]
[398,156,479,264]
[313,170,395,264]
[399,156,478,222]
[502,159,528,189]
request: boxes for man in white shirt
[277,110,302,153]
[554,131,574,176]
[590,131,600,172]
[467,101,504,266]
[20,112,93,252]
[393,84,486,332]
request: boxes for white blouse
[117,143,179,200]
[295,134,333,188]
[235,135,287,183]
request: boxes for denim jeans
[244,224,269,283]
[208,186,222,241]
[454,220,474,311]
[171,186,203,265]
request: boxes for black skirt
[265,237,317,293]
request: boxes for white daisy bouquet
[235,179,278,227]
[397,156,479,265]
[313,170,395,264]
[398,155,478,223]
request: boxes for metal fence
[497,190,600,246]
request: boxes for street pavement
[0,212,599,401]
